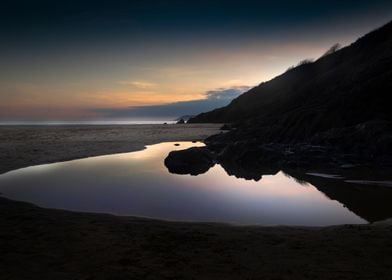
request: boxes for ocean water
[0,120,177,125]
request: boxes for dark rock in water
[174,143,180,146]
[164,147,215,175]
[176,118,185,124]
[175,115,194,122]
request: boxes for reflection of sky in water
[0,142,366,226]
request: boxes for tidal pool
[1,142,390,226]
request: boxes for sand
[0,124,220,174]
[1,124,392,279]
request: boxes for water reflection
[0,142,391,225]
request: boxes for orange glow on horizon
[0,41,341,120]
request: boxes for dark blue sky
[2,1,392,39]
[1,0,392,120]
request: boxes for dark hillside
[189,20,392,143]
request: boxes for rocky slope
[186,20,392,166]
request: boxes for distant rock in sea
[175,115,194,123]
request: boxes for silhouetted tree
[297,58,314,66]
[321,43,341,57]
[285,58,314,72]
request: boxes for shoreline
[0,124,221,174]
[1,124,392,279]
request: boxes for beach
[1,124,392,280]
[0,124,220,174]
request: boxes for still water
[0,142,387,226]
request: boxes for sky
[1,0,392,121]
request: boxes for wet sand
[0,124,220,174]
[1,124,392,279]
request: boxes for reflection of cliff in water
[219,158,280,181]
[222,160,392,223]
[165,151,392,223]
[283,170,392,223]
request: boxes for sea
[0,120,177,125]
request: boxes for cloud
[206,86,251,100]
[93,85,251,119]
[117,81,156,89]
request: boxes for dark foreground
[1,197,392,280]
[1,125,392,279]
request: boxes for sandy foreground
[1,124,392,280]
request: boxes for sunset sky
[1,0,392,121]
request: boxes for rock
[216,142,281,180]
[164,147,215,175]
[220,124,233,131]
[176,118,185,124]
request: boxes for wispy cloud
[117,80,157,89]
